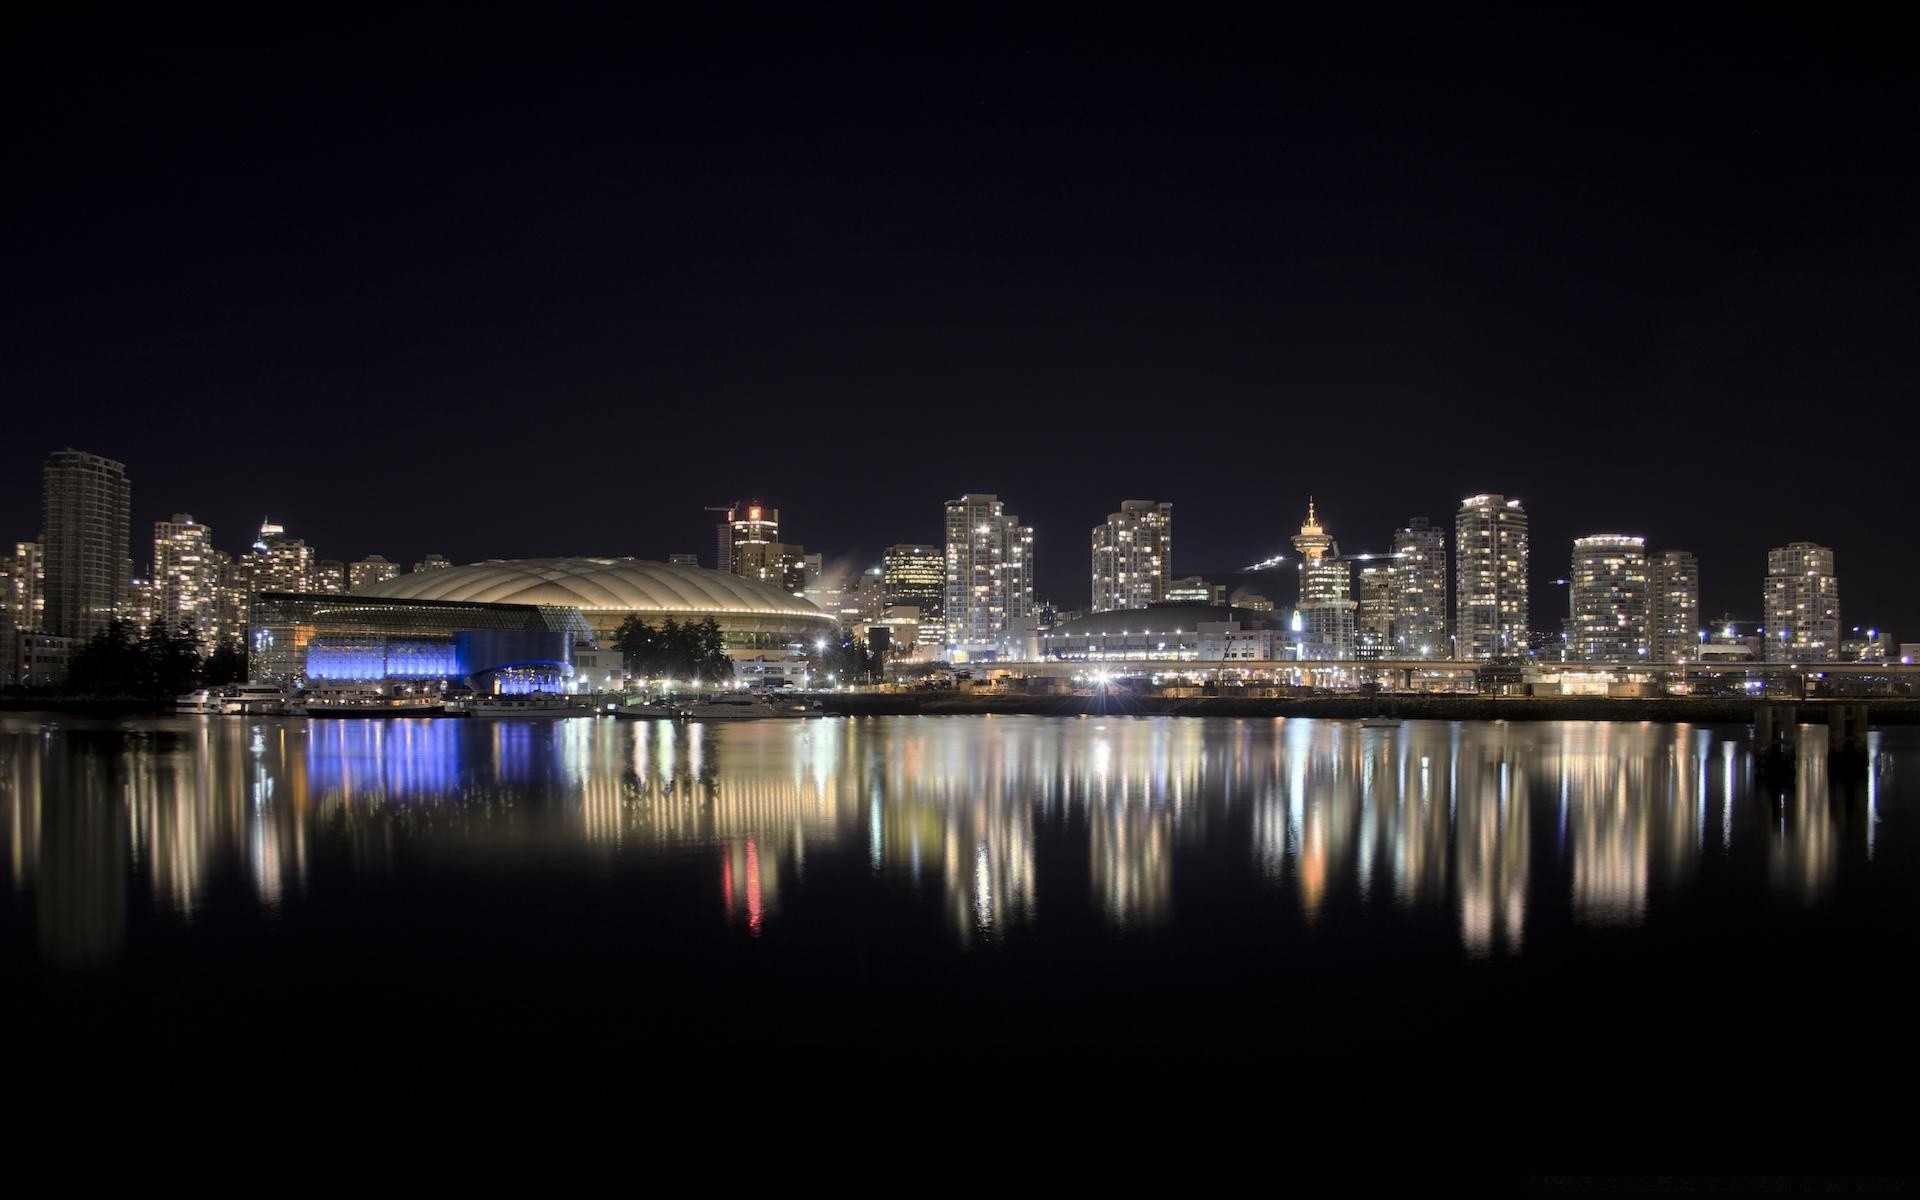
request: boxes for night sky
[5,13,1914,634]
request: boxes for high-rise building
[1391,517,1447,658]
[1090,500,1173,613]
[154,514,218,644]
[1356,564,1396,658]
[120,576,157,630]
[1455,494,1529,660]
[7,541,44,632]
[349,555,401,591]
[1292,500,1354,660]
[1764,542,1840,662]
[1649,550,1700,663]
[883,544,945,647]
[717,502,778,576]
[944,494,1033,659]
[42,449,131,643]
[1566,535,1649,663]
[240,519,314,597]
[315,560,347,594]
[412,554,452,573]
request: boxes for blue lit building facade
[249,592,591,692]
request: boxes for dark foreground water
[1,712,1912,1167]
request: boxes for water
[1,712,1911,1159]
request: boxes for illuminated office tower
[349,555,401,591]
[1391,517,1448,658]
[411,554,451,573]
[240,520,314,595]
[944,494,1033,659]
[1292,499,1354,660]
[1356,564,1396,657]
[42,448,131,642]
[154,514,218,643]
[1648,550,1700,663]
[1090,500,1172,613]
[717,502,778,575]
[1764,542,1840,662]
[1566,535,1649,663]
[1455,494,1529,660]
[883,543,945,646]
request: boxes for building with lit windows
[314,560,347,594]
[1292,500,1354,660]
[1391,517,1447,658]
[42,449,131,643]
[1164,576,1224,606]
[716,502,778,575]
[1357,564,1395,658]
[248,591,591,690]
[7,541,44,633]
[883,543,945,646]
[411,554,451,573]
[944,494,1033,660]
[1566,535,1649,663]
[1455,494,1529,660]
[1649,549,1700,663]
[1765,542,1840,662]
[154,515,218,644]
[349,555,401,591]
[242,520,314,595]
[1090,499,1173,613]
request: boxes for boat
[174,689,222,715]
[443,698,472,717]
[295,684,447,717]
[612,697,678,719]
[1359,715,1400,728]
[467,693,597,718]
[221,683,293,716]
[678,694,816,721]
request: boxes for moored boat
[295,685,446,717]
[221,683,293,716]
[174,689,222,715]
[467,693,596,718]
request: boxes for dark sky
[4,12,1915,634]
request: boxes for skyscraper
[1391,517,1447,658]
[241,520,315,595]
[717,502,778,576]
[1089,499,1173,613]
[1566,535,1649,663]
[1764,542,1840,662]
[42,448,131,642]
[154,514,218,644]
[349,555,401,591]
[944,494,1033,659]
[1455,494,1529,660]
[1356,564,1396,658]
[1292,500,1354,660]
[883,544,945,646]
[1649,550,1700,663]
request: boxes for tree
[64,618,205,698]
[201,638,248,687]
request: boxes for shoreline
[7,694,1917,726]
[814,693,1920,724]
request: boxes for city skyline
[4,24,1914,639]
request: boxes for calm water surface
[2,713,1912,1155]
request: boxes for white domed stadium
[356,557,836,652]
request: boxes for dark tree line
[612,615,734,685]
[62,619,248,698]
[818,630,887,685]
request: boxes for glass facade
[249,592,591,687]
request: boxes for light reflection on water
[0,714,1894,968]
